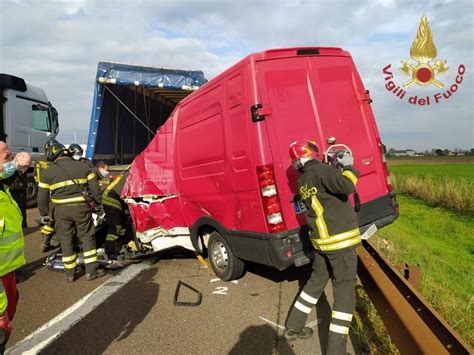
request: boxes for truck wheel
[208,231,245,281]
[26,175,38,208]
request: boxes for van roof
[179,47,351,106]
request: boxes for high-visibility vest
[0,281,6,315]
[0,184,25,275]
[0,183,26,314]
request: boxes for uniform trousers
[286,247,358,355]
[54,203,98,274]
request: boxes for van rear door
[256,53,390,230]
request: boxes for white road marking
[210,278,220,283]
[7,258,157,355]
[212,286,228,295]
[258,316,321,330]
[231,280,239,284]
[259,316,285,330]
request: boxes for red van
[122,47,398,280]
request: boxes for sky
[1,0,473,152]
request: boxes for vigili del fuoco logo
[382,15,466,106]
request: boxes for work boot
[66,272,75,283]
[283,327,313,341]
[85,269,106,281]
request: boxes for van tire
[208,231,245,281]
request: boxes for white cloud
[0,0,472,150]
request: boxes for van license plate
[293,201,307,214]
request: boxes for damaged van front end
[121,138,196,254]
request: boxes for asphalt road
[7,208,362,354]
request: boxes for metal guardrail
[357,241,472,354]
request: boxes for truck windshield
[32,104,52,132]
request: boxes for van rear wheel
[208,232,245,281]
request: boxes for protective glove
[0,314,12,345]
[40,215,54,225]
[336,152,354,167]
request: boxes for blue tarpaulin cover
[85,61,206,161]
[93,61,206,89]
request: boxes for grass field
[388,162,474,215]
[365,158,474,348]
[387,155,474,165]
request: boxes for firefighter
[94,161,110,191]
[36,139,58,252]
[68,143,84,161]
[0,142,30,353]
[68,143,94,168]
[37,142,105,282]
[102,169,130,260]
[284,139,361,354]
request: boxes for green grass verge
[353,281,399,354]
[390,164,474,215]
[373,195,474,347]
[387,156,474,165]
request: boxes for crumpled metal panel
[122,119,188,233]
[127,196,187,233]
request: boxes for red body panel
[123,47,390,235]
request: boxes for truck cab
[1,73,59,205]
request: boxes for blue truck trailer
[86,61,207,164]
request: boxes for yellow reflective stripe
[87,172,96,180]
[41,226,55,235]
[49,179,88,191]
[83,256,97,264]
[300,291,318,305]
[342,170,358,185]
[83,249,97,257]
[38,182,50,189]
[311,195,329,239]
[104,174,123,194]
[51,196,86,204]
[102,197,122,211]
[316,228,360,245]
[106,234,119,241]
[332,311,353,322]
[315,235,361,252]
[62,254,77,262]
[103,197,122,210]
[64,261,77,269]
[329,323,349,335]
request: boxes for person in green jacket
[0,142,30,352]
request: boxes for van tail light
[378,140,392,192]
[257,164,286,233]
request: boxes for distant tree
[443,149,450,156]
[435,149,444,156]
[471,148,474,155]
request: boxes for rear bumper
[227,192,399,271]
